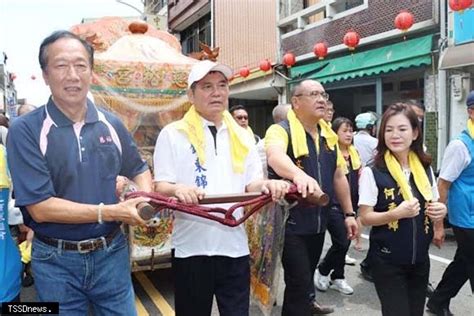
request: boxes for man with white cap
[153,60,289,316]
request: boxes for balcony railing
[278,0,367,39]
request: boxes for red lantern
[343,31,360,51]
[259,59,272,72]
[394,11,414,32]
[313,42,328,60]
[449,0,472,12]
[282,53,296,68]
[239,66,250,78]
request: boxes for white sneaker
[345,254,357,265]
[330,279,354,295]
[314,269,330,292]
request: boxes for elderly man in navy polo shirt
[7,31,152,315]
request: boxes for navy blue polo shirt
[7,97,148,240]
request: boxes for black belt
[35,229,121,253]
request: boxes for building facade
[168,0,279,137]
[438,2,474,149]
[278,0,441,165]
[0,60,17,118]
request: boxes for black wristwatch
[345,212,357,218]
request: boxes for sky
[0,0,144,105]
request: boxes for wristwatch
[344,212,356,218]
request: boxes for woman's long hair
[373,102,431,168]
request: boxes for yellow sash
[384,150,432,230]
[348,145,361,170]
[173,106,251,174]
[0,145,10,189]
[287,109,346,171]
[467,119,474,139]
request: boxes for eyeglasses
[235,115,248,120]
[295,91,329,101]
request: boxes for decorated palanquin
[71,18,197,270]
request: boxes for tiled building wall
[281,0,436,56]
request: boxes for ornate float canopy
[71,18,197,143]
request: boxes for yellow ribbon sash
[467,119,474,139]
[287,109,346,171]
[173,106,251,174]
[348,145,361,170]
[0,145,10,189]
[384,150,432,231]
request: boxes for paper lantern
[259,59,272,72]
[395,11,414,32]
[239,66,250,78]
[313,42,328,60]
[282,53,296,67]
[449,0,472,12]
[343,31,360,51]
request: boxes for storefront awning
[291,34,433,84]
[439,42,474,70]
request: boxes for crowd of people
[1,29,473,316]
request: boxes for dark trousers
[172,254,250,316]
[372,255,430,316]
[281,232,326,316]
[429,225,474,308]
[318,207,350,279]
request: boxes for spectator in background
[229,104,260,143]
[17,104,37,117]
[0,113,9,128]
[12,102,38,288]
[354,112,378,166]
[272,103,291,124]
[0,114,8,146]
[324,100,335,123]
[314,117,361,296]
[0,144,22,303]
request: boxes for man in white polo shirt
[153,60,289,316]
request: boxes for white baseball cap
[187,60,233,88]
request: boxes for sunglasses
[235,115,248,120]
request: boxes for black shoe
[360,262,373,282]
[426,282,435,298]
[310,301,334,315]
[426,301,453,316]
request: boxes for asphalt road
[20,228,473,315]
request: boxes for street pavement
[20,228,472,315]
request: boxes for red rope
[125,185,307,227]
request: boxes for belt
[35,229,121,253]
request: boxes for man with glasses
[230,104,260,143]
[324,100,335,123]
[265,80,358,315]
[427,91,474,316]
[153,60,289,316]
